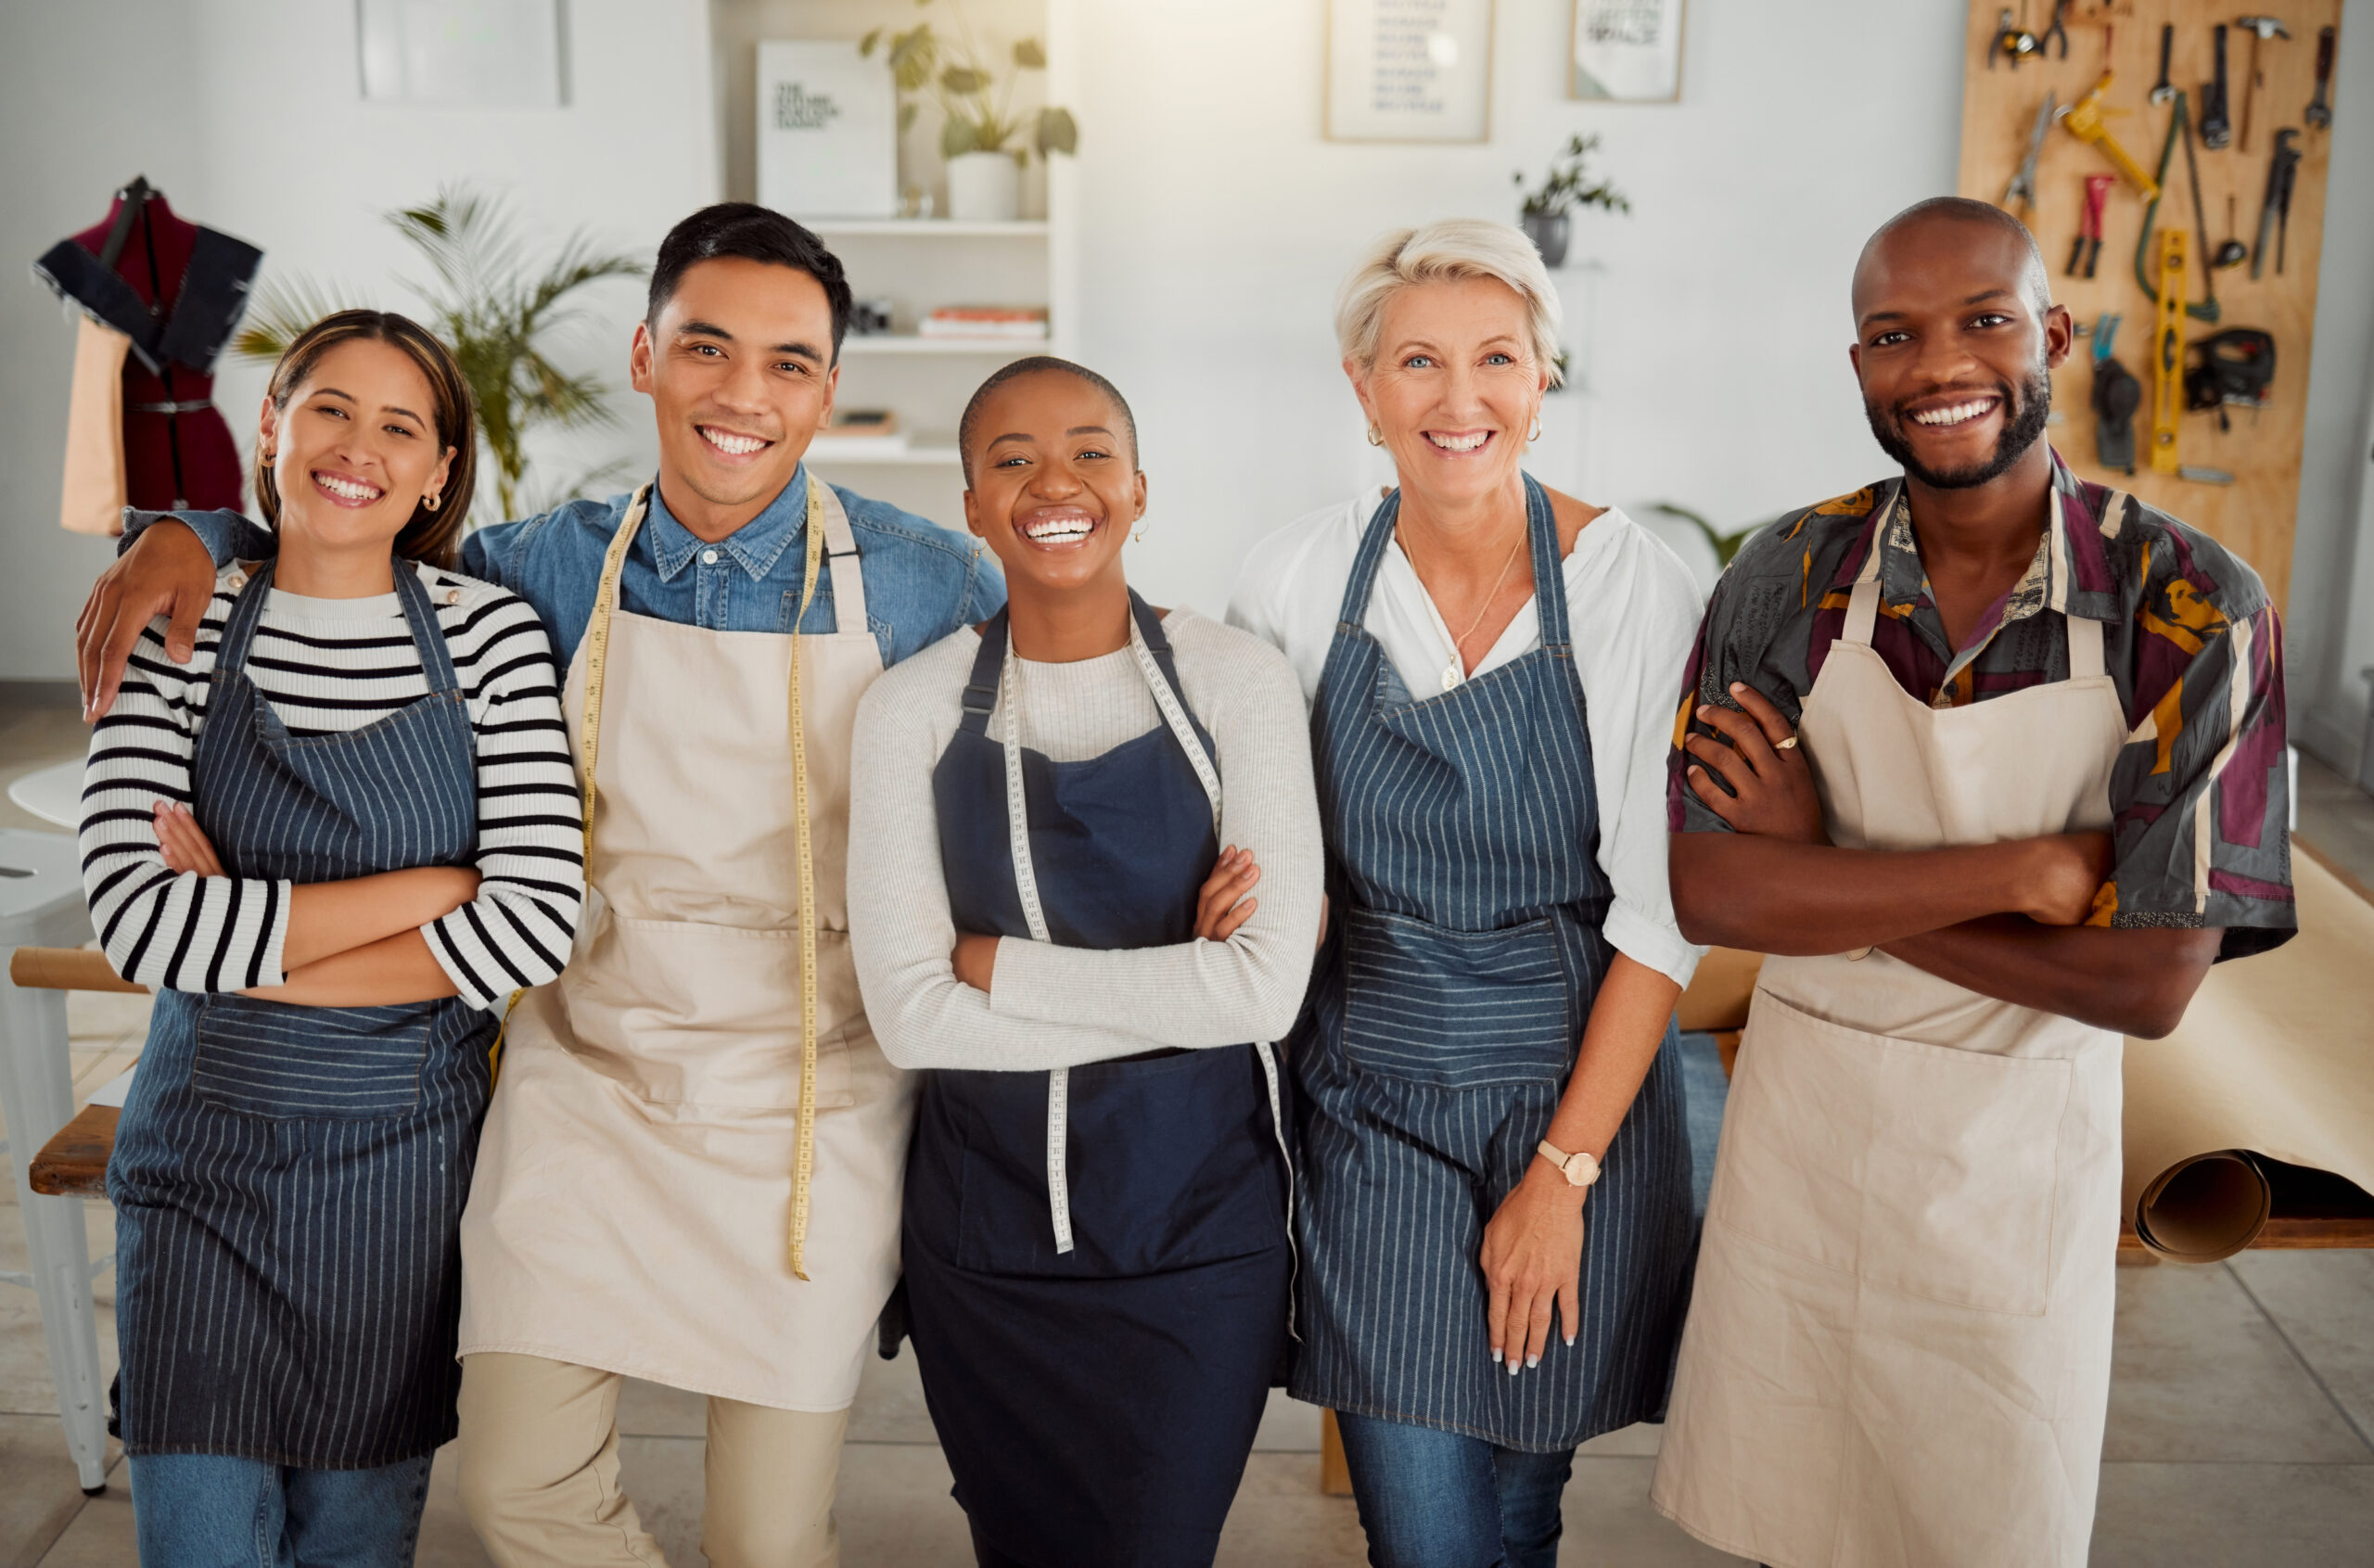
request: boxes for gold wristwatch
[1537,1139,1602,1189]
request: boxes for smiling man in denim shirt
[79,204,1002,1568]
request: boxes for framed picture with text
[1325,0,1495,144]
[756,40,899,219]
[1570,0,1686,103]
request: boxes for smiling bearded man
[75,204,1004,1568]
[1643,197,2295,1568]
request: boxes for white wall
[0,0,205,686]
[2287,8,2374,772]
[0,0,717,684]
[1082,0,1973,618]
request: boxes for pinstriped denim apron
[108,560,495,1467]
[1289,477,1693,1452]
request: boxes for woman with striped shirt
[79,311,583,1566]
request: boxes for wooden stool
[14,947,144,1203]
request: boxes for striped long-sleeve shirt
[81,560,585,1008]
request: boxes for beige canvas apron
[456,478,910,1411]
[1653,491,2131,1568]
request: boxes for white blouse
[1225,488,1706,991]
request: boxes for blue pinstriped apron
[903,595,1293,1568]
[1289,478,1693,1452]
[108,560,495,1467]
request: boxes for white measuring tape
[998,610,1299,1322]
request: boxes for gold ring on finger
[1774,735,1798,750]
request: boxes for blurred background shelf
[841,336,1050,355]
[802,219,1049,238]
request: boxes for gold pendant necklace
[1403,523,1528,692]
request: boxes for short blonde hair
[1334,220,1564,389]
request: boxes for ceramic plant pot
[946,151,1022,223]
[1521,210,1571,269]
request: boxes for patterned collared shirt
[1667,453,2294,960]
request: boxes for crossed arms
[1674,684,2220,1039]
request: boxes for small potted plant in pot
[1512,134,1629,269]
[863,0,1079,223]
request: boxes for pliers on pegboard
[2066,174,2113,278]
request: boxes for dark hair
[957,356,1141,484]
[254,310,477,568]
[647,203,852,362]
[1857,196,2052,317]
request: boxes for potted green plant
[1512,134,1630,268]
[233,185,643,524]
[862,0,1078,223]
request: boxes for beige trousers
[456,1352,848,1568]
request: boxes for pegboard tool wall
[1957,0,2343,615]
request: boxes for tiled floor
[7,708,2374,1564]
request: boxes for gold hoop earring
[1528,416,1542,443]
[423,491,441,513]
[1132,527,1145,544]
[1366,425,1384,447]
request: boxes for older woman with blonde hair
[1229,220,1704,1566]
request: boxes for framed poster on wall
[1571,0,1686,102]
[756,41,898,219]
[1325,0,1495,144]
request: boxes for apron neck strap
[959,609,1008,735]
[2059,485,2119,682]
[212,559,274,677]
[1843,529,1887,649]
[1334,476,1568,646]
[809,472,869,632]
[1337,487,1401,630]
[390,563,464,695]
[1521,474,1570,650]
[212,556,457,694]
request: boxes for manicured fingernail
[1507,1358,1521,1377]
[1564,1335,1576,1348]
[1729,682,1744,694]
[1525,1353,1540,1369]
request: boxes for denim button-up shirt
[125,465,1006,671]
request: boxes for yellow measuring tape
[576,479,831,1281]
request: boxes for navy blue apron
[108,560,496,1467]
[1290,478,1692,1453]
[903,593,1293,1568]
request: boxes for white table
[0,826,109,1490]
[7,758,83,831]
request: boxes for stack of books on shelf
[807,408,908,461]
[918,306,1050,341]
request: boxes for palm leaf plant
[232,184,645,526]
[861,0,1078,164]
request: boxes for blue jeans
[1335,1412,1576,1568]
[127,1453,431,1567]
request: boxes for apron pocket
[558,912,857,1110]
[1722,988,2069,1318]
[193,995,430,1118]
[951,1048,1283,1278]
[1341,907,1572,1089]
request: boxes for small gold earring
[1132,525,1145,543]
[423,491,441,513]
[1528,416,1543,442]
[1366,425,1384,447]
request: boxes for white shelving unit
[716,0,1080,516]
[806,220,1048,239]
[840,335,1053,356]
